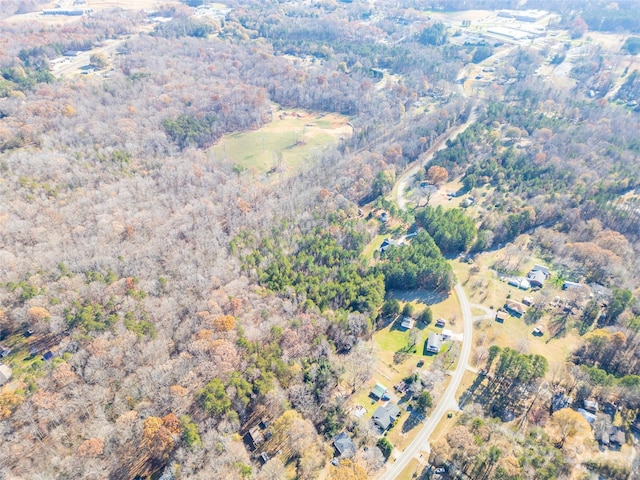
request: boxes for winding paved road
[381,92,480,480]
[379,284,473,480]
[395,109,477,211]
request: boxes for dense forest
[0,0,639,479]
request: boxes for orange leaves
[426,165,448,185]
[51,362,79,389]
[125,276,136,291]
[170,385,188,397]
[329,459,367,480]
[0,393,22,420]
[142,414,181,458]
[62,104,76,117]
[196,329,213,341]
[213,315,235,332]
[27,306,50,321]
[228,297,242,316]
[77,438,105,457]
[237,199,251,214]
[162,413,182,435]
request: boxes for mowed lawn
[209,108,351,174]
[452,249,580,370]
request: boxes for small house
[370,383,388,400]
[435,318,446,328]
[43,351,53,361]
[380,212,388,223]
[244,426,265,451]
[532,325,545,336]
[583,399,599,413]
[532,264,549,276]
[610,428,625,448]
[527,265,549,288]
[442,329,453,339]
[259,452,270,464]
[0,364,12,386]
[0,345,10,358]
[562,281,582,291]
[527,270,546,288]
[495,310,508,323]
[380,238,400,253]
[426,333,443,354]
[522,296,534,306]
[505,299,527,317]
[400,317,415,330]
[333,432,356,458]
[372,403,401,432]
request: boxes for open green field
[453,246,580,371]
[209,108,351,175]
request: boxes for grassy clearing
[209,108,350,175]
[396,457,424,480]
[453,245,580,371]
[345,291,464,453]
[362,234,386,263]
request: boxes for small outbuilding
[0,364,12,386]
[400,317,415,330]
[583,399,599,413]
[505,299,527,317]
[370,383,388,400]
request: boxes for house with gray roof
[333,432,357,458]
[372,403,401,432]
[426,333,443,353]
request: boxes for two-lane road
[379,284,473,480]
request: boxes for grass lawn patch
[362,234,387,263]
[395,457,424,480]
[209,108,350,176]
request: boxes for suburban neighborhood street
[379,284,474,480]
